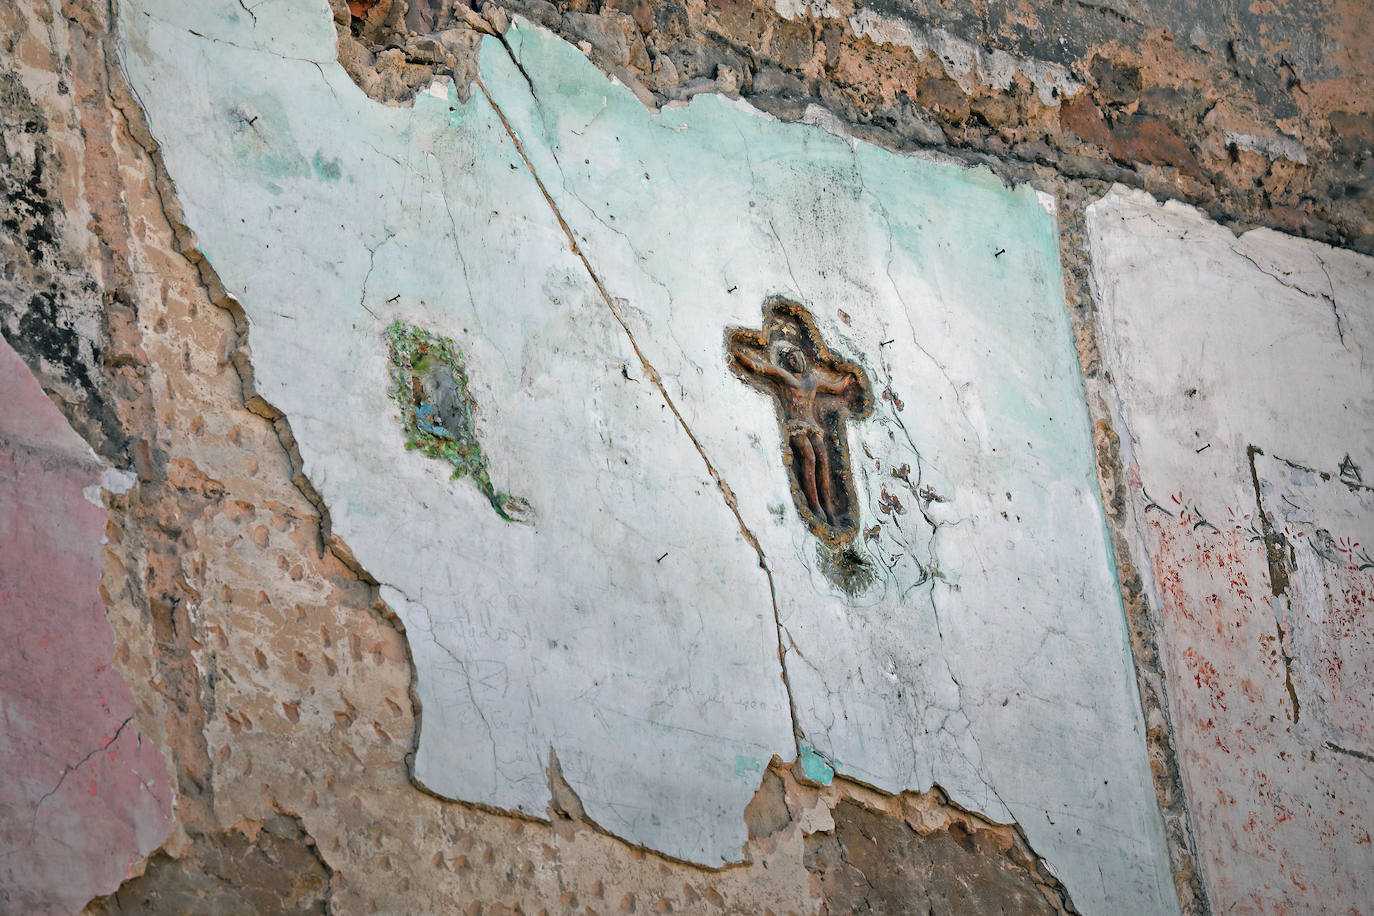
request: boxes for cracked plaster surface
[122,0,793,867]
[1089,187,1374,911]
[118,2,1173,909]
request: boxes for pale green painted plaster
[798,744,836,785]
[117,2,1175,907]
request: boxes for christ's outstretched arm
[816,371,856,396]
[732,348,797,387]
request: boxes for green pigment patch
[312,149,342,181]
[797,743,836,785]
[385,320,523,521]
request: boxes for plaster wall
[0,334,173,913]
[116,0,1173,909]
[1090,187,1374,912]
[2,0,1371,910]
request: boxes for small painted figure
[728,299,872,543]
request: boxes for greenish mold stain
[225,92,310,180]
[733,755,764,778]
[798,744,836,785]
[385,320,526,521]
[312,149,342,181]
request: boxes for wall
[115,3,1175,909]
[0,334,172,913]
[0,0,1369,913]
[1090,187,1374,912]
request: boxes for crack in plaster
[30,716,135,832]
[1312,253,1347,349]
[869,187,980,448]
[409,589,502,791]
[1244,443,1343,731]
[235,0,259,29]
[359,232,395,319]
[428,158,480,330]
[1323,741,1374,764]
[1227,244,1349,350]
[730,128,811,309]
[472,68,805,757]
[139,11,343,103]
[524,121,708,383]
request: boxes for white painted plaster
[772,0,1083,106]
[1222,129,1310,165]
[118,2,1174,908]
[1261,453,1374,759]
[1089,187,1374,911]
[488,31,1172,910]
[120,0,794,865]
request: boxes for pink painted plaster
[0,336,173,913]
[1139,473,1374,913]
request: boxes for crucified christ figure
[731,342,861,527]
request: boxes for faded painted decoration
[118,1,1174,909]
[385,319,526,520]
[1090,187,1374,913]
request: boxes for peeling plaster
[117,2,1174,908]
[0,334,174,913]
[773,0,1084,106]
[1222,129,1311,165]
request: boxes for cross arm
[816,368,859,396]
[729,345,790,385]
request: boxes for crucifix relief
[727,298,873,545]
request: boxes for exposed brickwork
[86,814,333,914]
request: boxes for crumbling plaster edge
[1072,184,1215,915]
[101,7,436,872]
